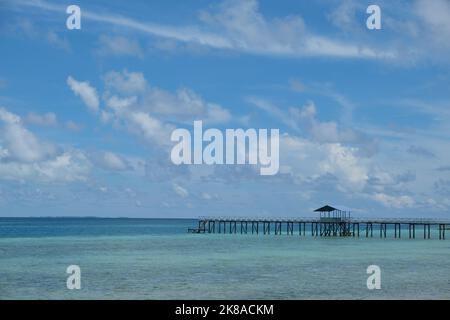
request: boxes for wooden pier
[188,217,449,240]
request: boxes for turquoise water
[0,218,449,299]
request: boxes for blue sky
[1,0,450,218]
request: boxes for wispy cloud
[67,76,100,112]
[247,97,376,156]
[15,0,396,60]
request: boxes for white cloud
[0,107,20,124]
[200,192,219,200]
[67,76,100,112]
[13,18,37,38]
[103,70,147,94]
[96,35,144,57]
[0,150,91,183]
[65,120,82,131]
[46,31,70,51]
[100,111,114,124]
[289,79,306,93]
[141,85,231,123]
[147,87,205,116]
[278,132,435,212]
[249,97,304,130]
[25,112,57,127]
[106,96,138,111]
[320,143,368,190]
[206,103,232,123]
[11,18,72,51]
[127,111,174,147]
[89,150,146,173]
[249,98,369,149]
[281,134,368,191]
[327,0,361,31]
[173,183,189,198]
[33,151,90,182]
[100,151,128,171]
[93,70,233,146]
[199,0,394,59]
[201,192,212,200]
[327,0,450,63]
[415,0,450,47]
[0,107,91,183]
[371,193,415,209]
[0,107,56,163]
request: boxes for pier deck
[188,217,450,240]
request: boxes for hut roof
[314,205,338,212]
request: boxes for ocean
[0,217,449,299]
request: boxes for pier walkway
[188,216,450,240]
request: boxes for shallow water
[0,218,449,299]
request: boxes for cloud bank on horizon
[1,0,450,218]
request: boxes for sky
[1,0,450,218]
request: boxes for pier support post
[380,223,386,238]
[312,222,318,237]
[366,223,372,238]
[287,222,293,235]
[379,223,386,238]
[263,221,270,235]
[241,221,248,234]
[251,221,259,234]
[275,222,282,235]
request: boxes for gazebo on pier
[314,205,351,223]
[313,205,352,236]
